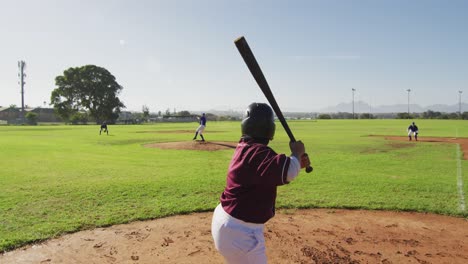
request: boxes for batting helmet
[241,103,276,140]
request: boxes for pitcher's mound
[144,141,237,151]
[379,136,468,160]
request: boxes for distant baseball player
[99,122,108,135]
[408,121,419,141]
[211,103,311,263]
[193,113,206,142]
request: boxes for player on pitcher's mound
[193,113,206,142]
[211,103,311,263]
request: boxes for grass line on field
[456,144,466,212]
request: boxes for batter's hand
[300,153,311,169]
[290,141,305,160]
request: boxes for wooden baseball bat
[234,36,313,173]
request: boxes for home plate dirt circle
[1,209,467,263]
[144,141,238,151]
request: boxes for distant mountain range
[192,101,467,116]
[319,101,468,114]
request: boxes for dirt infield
[381,136,468,160]
[3,136,468,263]
[1,209,467,264]
[144,141,237,151]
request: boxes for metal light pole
[459,90,463,116]
[18,61,27,122]
[352,88,356,119]
[406,89,411,118]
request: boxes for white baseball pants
[211,204,267,264]
[196,124,205,133]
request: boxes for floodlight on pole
[459,90,463,116]
[352,88,356,119]
[406,89,411,118]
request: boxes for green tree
[396,112,413,119]
[25,112,38,125]
[178,110,191,116]
[318,114,331,119]
[70,112,89,125]
[50,65,125,124]
[422,110,441,119]
[448,112,459,119]
[359,113,373,119]
[461,112,468,120]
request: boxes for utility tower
[352,88,356,119]
[406,89,411,118]
[18,60,27,121]
[459,90,463,116]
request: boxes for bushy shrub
[25,112,38,125]
[318,114,331,119]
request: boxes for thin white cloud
[119,39,126,46]
[290,55,361,61]
[326,55,361,60]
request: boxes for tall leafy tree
[51,65,125,123]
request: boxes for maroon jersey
[220,137,291,224]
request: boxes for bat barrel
[234,36,296,142]
[235,36,313,173]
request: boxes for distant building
[161,115,198,122]
[0,106,22,122]
[0,107,61,124]
[116,111,137,124]
[30,107,61,122]
[116,112,198,124]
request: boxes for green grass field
[1,119,467,252]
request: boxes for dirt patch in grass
[144,141,238,151]
[2,209,467,263]
[377,136,468,160]
[361,141,416,154]
[386,141,415,149]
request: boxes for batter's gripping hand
[300,153,311,169]
[290,141,305,158]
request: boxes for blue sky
[1,0,467,112]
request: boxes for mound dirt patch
[2,209,467,264]
[136,130,226,134]
[380,136,468,160]
[144,141,237,151]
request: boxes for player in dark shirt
[193,113,206,141]
[408,122,419,141]
[211,103,311,263]
[99,122,108,135]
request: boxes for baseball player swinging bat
[234,36,313,173]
